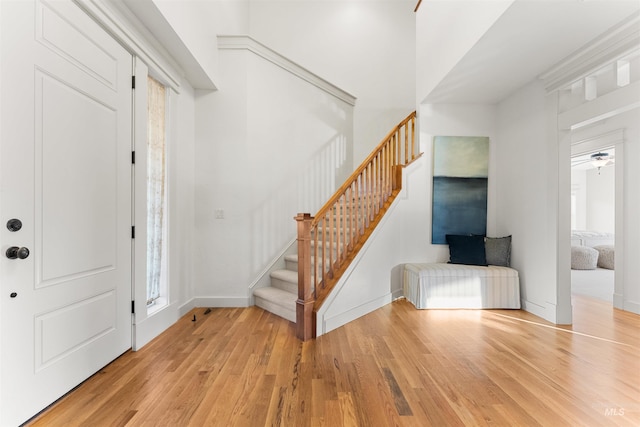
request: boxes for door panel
[38,71,118,284]
[36,0,120,89]
[0,1,133,425]
[35,290,117,370]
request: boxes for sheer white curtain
[146,76,166,305]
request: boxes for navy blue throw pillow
[446,234,487,266]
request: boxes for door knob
[6,219,22,232]
[6,246,29,259]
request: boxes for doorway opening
[570,147,616,304]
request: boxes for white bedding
[571,230,614,247]
[403,263,521,309]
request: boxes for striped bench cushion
[403,263,521,309]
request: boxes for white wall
[571,169,587,230]
[317,103,500,334]
[586,165,615,233]
[170,79,197,311]
[415,0,513,105]
[570,165,616,233]
[620,109,640,312]
[419,104,500,236]
[194,47,353,305]
[495,79,561,322]
[249,0,416,164]
[139,0,416,308]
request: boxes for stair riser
[285,259,331,277]
[271,276,297,294]
[255,296,296,323]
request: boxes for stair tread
[285,254,332,267]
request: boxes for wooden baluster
[411,116,416,160]
[313,222,318,295]
[295,213,315,341]
[367,164,372,222]
[321,214,327,281]
[392,133,397,168]
[350,184,355,249]
[355,176,360,237]
[382,142,387,199]
[372,154,377,213]
[340,195,345,262]
[393,132,402,165]
[377,152,382,210]
[334,196,340,268]
[404,122,409,165]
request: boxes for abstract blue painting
[431,136,489,244]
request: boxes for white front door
[0,1,133,425]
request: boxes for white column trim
[539,11,640,93]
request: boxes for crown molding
[539,11,640,93]
[218,35,357,106]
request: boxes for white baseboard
[613,292,624,310]
[391,288,404,301]
[319,293,392,336]
[521,299,554,323]
[623,298,640,315]
[133,302,182,351]
[178,298,196,317]
[192,296,251,308]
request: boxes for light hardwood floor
[27,295,639,426]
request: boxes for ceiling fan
[571,151,615,172]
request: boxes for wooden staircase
[254,111,419,339]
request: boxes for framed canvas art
[431,136,489,244]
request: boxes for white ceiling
[424,1,640,104]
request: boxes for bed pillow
[446,234,487,266]
[571,246,598,270]
[485,235,512,267]
[594,245,614,270]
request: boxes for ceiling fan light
[589,151,614,169]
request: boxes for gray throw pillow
[485,236,511,267]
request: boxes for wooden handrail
[295,111,419,341]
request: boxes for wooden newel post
[295,213,315,341]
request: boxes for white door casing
[0,1,133,425]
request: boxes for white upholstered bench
[403,263,521,309]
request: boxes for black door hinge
[131,226,135,239]
[132,151,136,164]
[131,300,135,314]
[132,75,136,89]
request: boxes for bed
[403,263,521,309]
[570,230,615,270]
[571,230,614,248]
